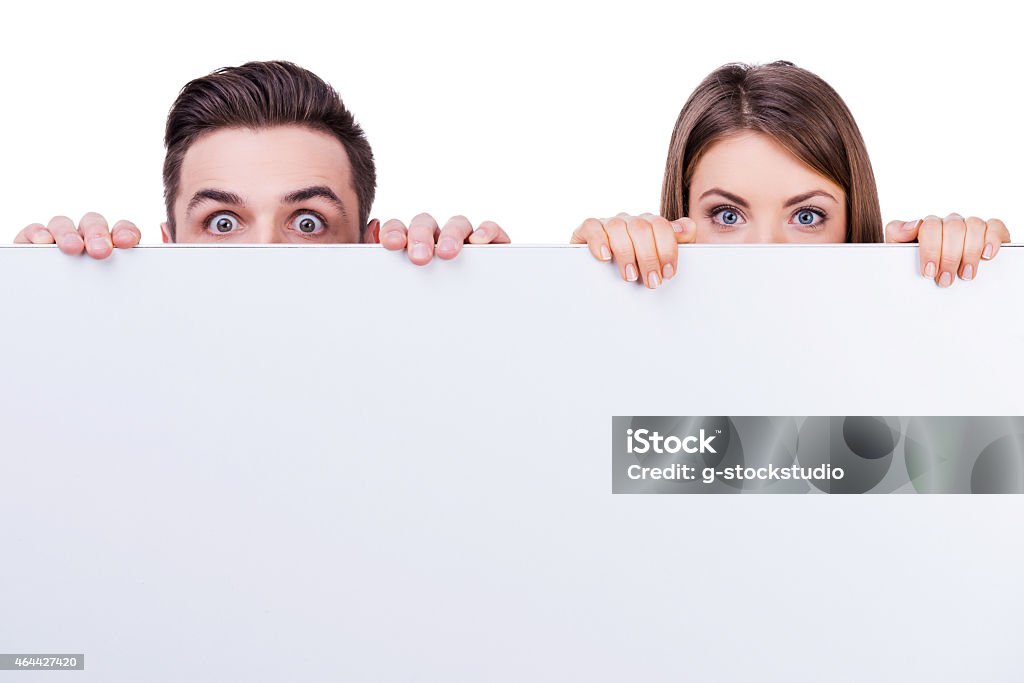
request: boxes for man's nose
[252,220,285,244]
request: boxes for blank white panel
[0,244,1021,682]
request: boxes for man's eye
[207,213,239,234]
[292,212,326,235]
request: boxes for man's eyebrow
[282,186,348,219]
[698,188,749,208]
[783,190,838,207]
[186,189,245,217]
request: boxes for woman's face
[687,131,848,243]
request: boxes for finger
[571,218,612,262]
[406,213,439,266]
[379,219,409,251]
[626,216,661,289]
[14,223,56,245]
[468,220,511,245]
[959,216,986,281]
[641,213,679,281]
[78,212,114,260]
[982,218,1009,260]
[46,215,85,255]
[936,213,967,288]
[605,216,639,282]
[436,215,473,260]
[671,217,697,244]
[111,220,142,249]
[885,218,920,243]
[916,215,942,281]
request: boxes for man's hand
[885,213,1010,287]
[571,212,696,289]
[376,213,511,265]
[14,213,141,259]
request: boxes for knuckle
[606,217,627,233]
[610,243,634,260]
[625,217,652,235]
[636,254,661,271]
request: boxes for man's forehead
[178,125,354,200]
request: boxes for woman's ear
[160,222,173,244]
[365,218,381,244]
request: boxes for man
[14,60,509,262]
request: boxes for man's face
[164,125,365,243]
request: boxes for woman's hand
[885,213,1010,287]
[571,213,696,288]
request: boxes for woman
[572,61,1010,288]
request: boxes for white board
[1,244,1022,681]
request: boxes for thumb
[671,217,697,244]
[886,218,920,243]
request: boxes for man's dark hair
[162,60,376,240]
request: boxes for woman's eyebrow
[783,190,837,207]
[698,188,749,208]
[282,185,348,219]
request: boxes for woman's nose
[744,222,798,244]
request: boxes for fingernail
[59,235,80,249]
[902,220,918,231]
[647,271,660,289]
[924,262,936,278]
[962,264,973,281]
[384,231,403,244]
[29,233,51,244]
[672,222,683,234]
[938,271,952,287]
[625,264,638,281]
[438,237,457,253]
[88,237,110,251]
[982,244,993,259]
[949,212,963,219]
[411,242,430,261]
[599,245,611,261]
[663,263,674,280]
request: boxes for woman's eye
[206,213,239,234]
[712,208,743,226]
[292,212,325,235]
[793,209,825,227]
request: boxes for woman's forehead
[690,131,845,204]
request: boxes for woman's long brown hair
[661,61,882,242]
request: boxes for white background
[0,0,1020,243]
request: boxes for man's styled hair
[162,60,376,240]
[661,61,882,243]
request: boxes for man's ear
[365,218,381,244]
[160,221,173,244]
